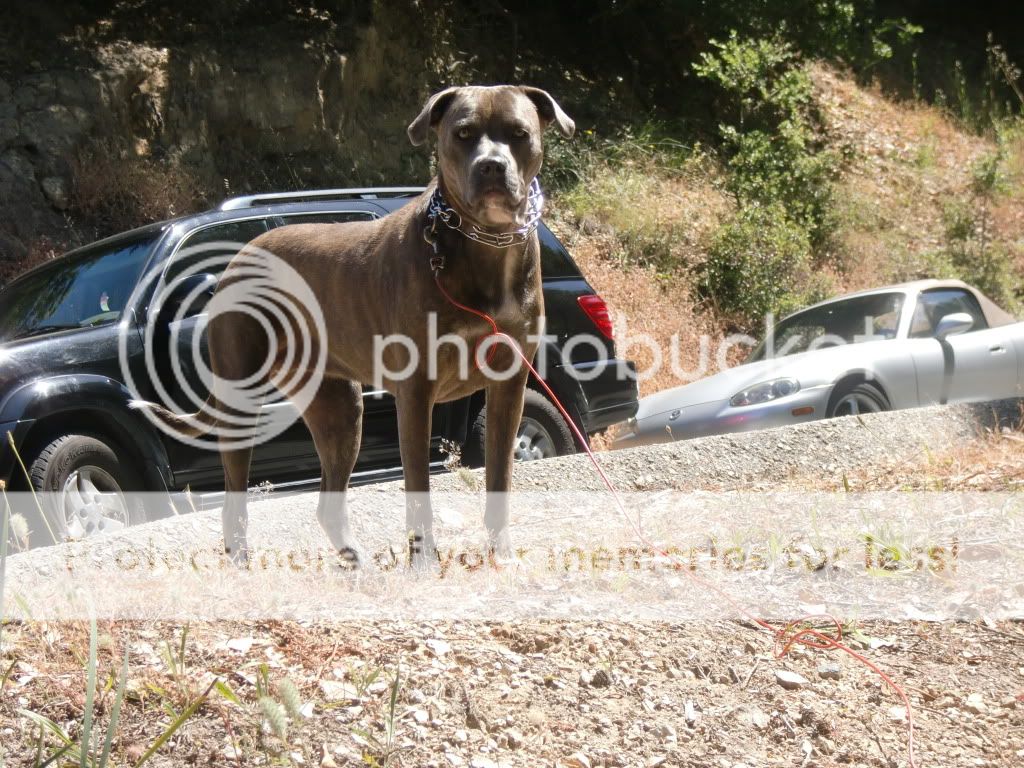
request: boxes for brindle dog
[137,86,574,568]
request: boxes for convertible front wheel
[827,381,891,418]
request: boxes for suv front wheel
[29,434,147,543]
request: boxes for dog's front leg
[483,370,529,557]
[396,380,437,569]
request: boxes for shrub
[555,125,724,273]
[71,144,203,239]
[694,32,838,242]
[700,203,818,328]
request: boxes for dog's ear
[520,87,575,138]
[408,87,461,146]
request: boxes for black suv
[0,188,637,543]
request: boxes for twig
[741,658,761,689]
[976,621,1024,643]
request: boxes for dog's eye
[456,127,474,140]
[512,128,529,139]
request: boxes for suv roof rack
[219,187,426,211]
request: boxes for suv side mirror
[935,312,974,339]
[156,273,218,320]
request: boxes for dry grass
[551,64,1023,413]
[702,410,1024,494]
[812,64,1024,299]
[548,150,739,398]
[846,425,1024,492]
[70,143,204,239]
[0,236,64,284]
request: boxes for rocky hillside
[0,2,459,275]
[1,1,1021,343]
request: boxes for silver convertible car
[613,280,1024,447]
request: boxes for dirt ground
[1,616,1022,768]
[2,411,1022,767]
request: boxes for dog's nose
[477,158,507,178]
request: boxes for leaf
[16,709,73,746]
[214,679,241,706]
[81,617,98,768]
[99,642,131,767]
[134,680,215,767]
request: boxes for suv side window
[168,219,271,280]
[909,289,988,338]
[276,211,376,225]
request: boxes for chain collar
[424,178,543,270]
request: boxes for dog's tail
[129,394,221,439]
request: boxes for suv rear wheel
[463,389,577,467]
[29,434,146,543]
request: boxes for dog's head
[408,85,574,229]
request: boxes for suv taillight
[577,294,613,339]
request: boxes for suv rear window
[539,226,583,279]
[167,219,271,280]
[277,211,376,225]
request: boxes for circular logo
[119,241,327,450]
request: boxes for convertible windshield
[0,235,156,342]
[746,292,905,362]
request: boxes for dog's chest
[431,301,539,400]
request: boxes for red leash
[434,271,919,767]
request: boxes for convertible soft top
[801,279,1019,328]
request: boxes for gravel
[4,399,1019,622]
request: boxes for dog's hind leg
[220,444,254,564]
[209,310,268,564]
[395,380,437,569]
[302,378,365,566]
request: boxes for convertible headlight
[730,377,800,407]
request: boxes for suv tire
[463,389,577,467]
[29,434,146,543]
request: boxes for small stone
[445,753,465,768]
[775,670,809,690]
[40,176,69,210]
[319,744,338,768]
[225,637,254,653]
[647,757,667,768]
[684,699,701,726]
[453,729,469,744]
[817,663,841,681]
[736,705,770,730]
[562,754,591,768]
[319,680,358,702]
[469,758,497,768]
[505,728,524,749]
[653,723,676,743]
[413,709,430,725]
[590,669,612,688]
[426,638,452,658]
[964,693,986,714]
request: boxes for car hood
[633,344,884,420]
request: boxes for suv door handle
[989,345,1007,354]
